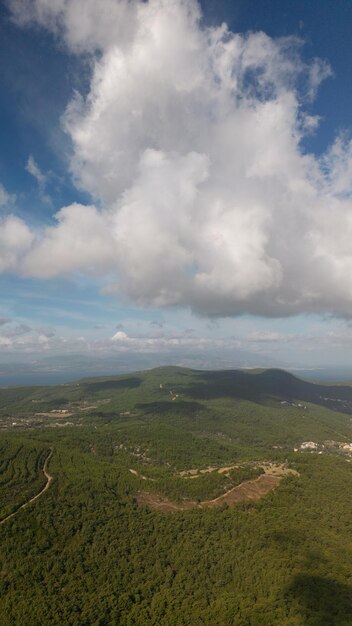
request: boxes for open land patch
[136,464,297,511]
[178,461,298,479]
[201,473,281,507]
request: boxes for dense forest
[0,367,351,624]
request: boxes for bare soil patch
[201,474,281,507]
[136,471,291,512]
[129,468,155,481]
[136,492,196,512]
[178,462,298,480]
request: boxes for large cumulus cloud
[6,0,352,317]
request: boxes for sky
[1,0,352,374]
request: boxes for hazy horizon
[2,350,352,387]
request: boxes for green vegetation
[0,440,49,518]
[0,367,351,624]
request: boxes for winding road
[0,448,53,526]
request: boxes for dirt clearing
[135,471,293,512]
[135,492,196,511]
[201,474,281,507]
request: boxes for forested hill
[3,364,352,416]
[81,365,352,410]
[1,364,352,465]
[1,365,352,623]
[167,366,352,410]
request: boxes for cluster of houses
[294,440,352,455]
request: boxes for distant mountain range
[0,350,285,386]
[1,351,352,387]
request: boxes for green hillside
[0,367,351,624]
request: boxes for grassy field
[0,367,351,624]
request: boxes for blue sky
[1,0,352,371]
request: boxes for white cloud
[0,183,15,208]
[0,215,35,273]
[26,155,46,187]
[0,336,12,347]
[6,0,352,318]
[8,0,139,53]
[23,203,115,277]
[110,328,242,354]
[0,320,55,352]
[2,312,352,367]
[245,331,292,343]
[320,135,352,197]
[111,330,129,341]
[25,155,52,203]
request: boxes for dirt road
[0,449,53,526]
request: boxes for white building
[300,441,318,450]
